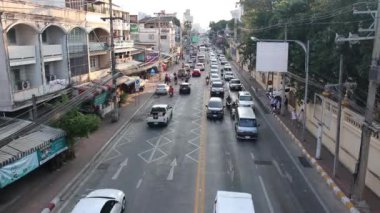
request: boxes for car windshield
[231,80,240,84]
[239,118,257,127]
[157,85,166,89]
[209,100,222,108]
[180,85,189,88]
[240,96,252,101]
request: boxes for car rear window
[240,95,252,101]
[209,100,223,108]
[239,118,257,127]
[151,107,166,113]
[212,82,223,87]
[231,80,240,84]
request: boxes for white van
[213,191,255,213]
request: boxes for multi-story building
[135,16,178,54]
[0,0,135,112]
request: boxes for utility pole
[109,0,119,122]
[281,24,288,115]
[353,0,380,203]
[333,54,344,176]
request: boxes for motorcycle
[169,90,174,97]
[174,77,178,85]
[206,78,209,85]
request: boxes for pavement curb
[42,91,155,213]
[271,113,360,213]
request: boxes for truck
[213,191,255,213]
[178,68,187,78]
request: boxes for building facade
[0,0,133,112]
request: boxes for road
[57,55,348,213]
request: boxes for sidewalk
[231,62,380,213]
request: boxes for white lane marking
[136,178,143,189]
[250,152,255,160]
[259,102,330,213]
[273,159,285,177]
[112,158,128,180]
[166,158,177,181]
[259,176,275,213]
[285,172,294,183]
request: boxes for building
[0,0,138,112]
[135,16,178,55]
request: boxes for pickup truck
[146,104,173,127]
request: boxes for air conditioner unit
[21,80,30,90]
[49,75,56,81]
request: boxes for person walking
[291,108,297,127]
[297,109,304,128]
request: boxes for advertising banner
[130,24,139,33]
[256,42,289,73]
[146,52,159,62]
[0,153,39,188]
[38,137,68,165]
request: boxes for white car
[155,84,169,95]
[210,64,218,70]
[224,71,234,81]
[71,189,126,213]
[210,73,221,83]
[196,63,205,71]
[146,104,173,127]
[238,91,255,110]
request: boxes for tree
[53,96,101,158]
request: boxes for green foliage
[120,93,128,104]
[54,109,101,145]
[239,0,374,104]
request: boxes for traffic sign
[135,79,140,90]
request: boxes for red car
[192,69,201,77]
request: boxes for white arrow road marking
[166,158,177,181]
[112,158,128,180]
[136,178,143,189]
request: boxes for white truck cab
[213,191,255,213]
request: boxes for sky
[114,0,238,30]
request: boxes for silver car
[155,84,168,95]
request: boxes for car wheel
[148,123,153,128]
[122,197,126,212]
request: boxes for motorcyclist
[174,75,178,85]
[226,95,232,106]
[169,85,174,96]
[205,75,210,85]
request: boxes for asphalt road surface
[58,56,348,213]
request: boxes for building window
[42,31,47,43]
[7,28,16,44]
[90,57,97,70]
[148,34,155,40]
[160,35,167,40]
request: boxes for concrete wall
[0,26,12,109]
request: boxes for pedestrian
[298,109,304,128]
[291,109,297,127]
[284,96,288,111]
[276,98,281,113]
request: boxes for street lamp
[251,37,310,141]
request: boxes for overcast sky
[114,0,238,29]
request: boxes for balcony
[8,45,36,66]
[89,42,109,54]
[115,40,134,49]
[13,82,42,102]
[42,44,63,62]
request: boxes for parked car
[192,69,201,77]
[210,80,225,98]
[179,82,191,94]
[146,104,173,127]
[155,84,169,95]
[229,78,242,91]
[71,189,126,213]
[206,97,224,119]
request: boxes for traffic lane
[230,66,344,212]
[202,103,306,213]
[58,79,205,213]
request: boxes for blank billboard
[256,42,289,73]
